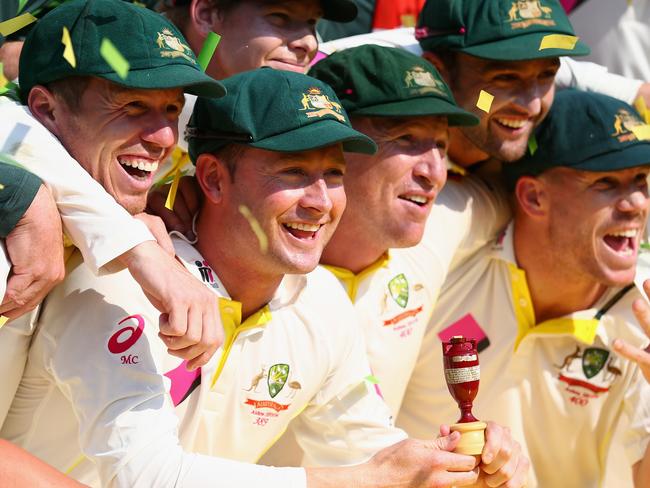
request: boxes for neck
[448,127,489,168]
[196,211,282,320]
[513,219,607,323]
[321,222,387,274]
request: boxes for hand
[133,212,175,257]
[613,279,650,383]
[466,422,529,488]
[0,185,65,319]
[119,240,223,369]
[362,435,479,487]
[147,176,201,240]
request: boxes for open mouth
[283,222,322,240]
[494,117,528,131]
[399,195,429,207]
[603,229,638,257]
[118,157,159,180]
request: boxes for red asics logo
[108,315,145,354]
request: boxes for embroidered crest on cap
[156,28,196,64]
[300,87,345,122]
[612,109,650,142]
[506,0,555,30]
[404,66,446,96]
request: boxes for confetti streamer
[539,34,578,51]
[634,96,650,124]
[61,26,76,68]
[364,375,380,384]
[476,90,494,113]
[0,12,37,37]
[528,133,538,155]
[0,316,8,328]
[17,0,29,14]
[164,168,181,211]
[100,38,129,80]
[197,32,221,72]
[0,62,8,90]
[238,205,268,253]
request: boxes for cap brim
[350,97,479,126]
[251,118,377,154]
[570,142,650,172]
[100,63,226,98]
[322,0,358,22]
[461,32,590,61]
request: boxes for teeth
[118,158,159,173]
[285,222,320,232]
[608,230,637,238]
[496,118,527,129]
[403,195,428,204]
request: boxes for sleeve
[556,57,644,105]
[0,99,154,273]
[0,161,41,237]
[291,300,407,467]
[422,174,510,273]
[37,256,306,488]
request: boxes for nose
[287,28,318,60]
[617,188,650,214]
[413,146,447,191]
[140,111,177,150]
[511,81,548,117]
[300,177,334,215]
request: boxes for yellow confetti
[164,168,181,211]
[631,124,650,141]
[238,205,268,253]
[0,183,4,190]
[0,316,9,328]
[0,63,8,90]
[0,12,37,37]
[61,26,76,68]
[539,34,579,51]
[100,38,129,80]
[634,96,650,124]
[476,90,494,113]
[365,375,380,384]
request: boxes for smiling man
[399,90,650,487]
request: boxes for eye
[125,100,147,112]
[592,177,617,190]
[492,73,519,83]
[267,12,290,26]
[283,167,306,176]
[325,167,345,178]
[635,173,649,188]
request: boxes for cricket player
[2,66,487,487]
[398,90,650,487]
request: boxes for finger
[613,338,650,365]
[481,422,505,467]
[503,455,530,488]
[439,423,451,437]
[438,468,480,487]
[427,448,477,472]
[632,297,650,339]
[433,431,461,451]
[483,443,520,486]
[159,309,187,338]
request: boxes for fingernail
[483,453,493,464]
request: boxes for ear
[422,52,450,83]
[514,175,548,218]
[195,152,229,205]
[190,0,219,40]
[28,85,64,137]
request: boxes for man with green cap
[0,0,227,431]
[260,44,527,487]
[398,90,650,487]
[3,67,486,487]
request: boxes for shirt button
[224,306,235,314]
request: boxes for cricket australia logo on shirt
[404,66,446,97]
[556,345,622,406]
[506,0,555,30]
[300,87,345,122]
[156,28,196,64]
[383,273,424,338]
[243,363,301,427]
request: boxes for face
[217,144,346,276]
[446,53,559,163]
[52,78,183,214]
[538,166,650,287]
[207,0,321,79]
[341,116,449,249]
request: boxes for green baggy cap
[187,67,377,162]
[505,89,650,185]
[416,0,590,61]
[19,0,225,103]
[308,44,478,126]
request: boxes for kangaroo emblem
[244,366,266,392]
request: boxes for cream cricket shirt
[397,222,650,487]
[2,237,404,487]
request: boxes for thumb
[432,430,461,451]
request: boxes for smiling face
[51,78,183,214]
[205,144,346,277]
[443,53,559,166]
[534,166,650,287]
[341,115,449,250]
[206,0,321,79]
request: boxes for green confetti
[17,0,29,13]
[528,134,538,156]
[364,375,380,384]
[197,32,221,72]
[100,38,129,80]
[641,243,650,251]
